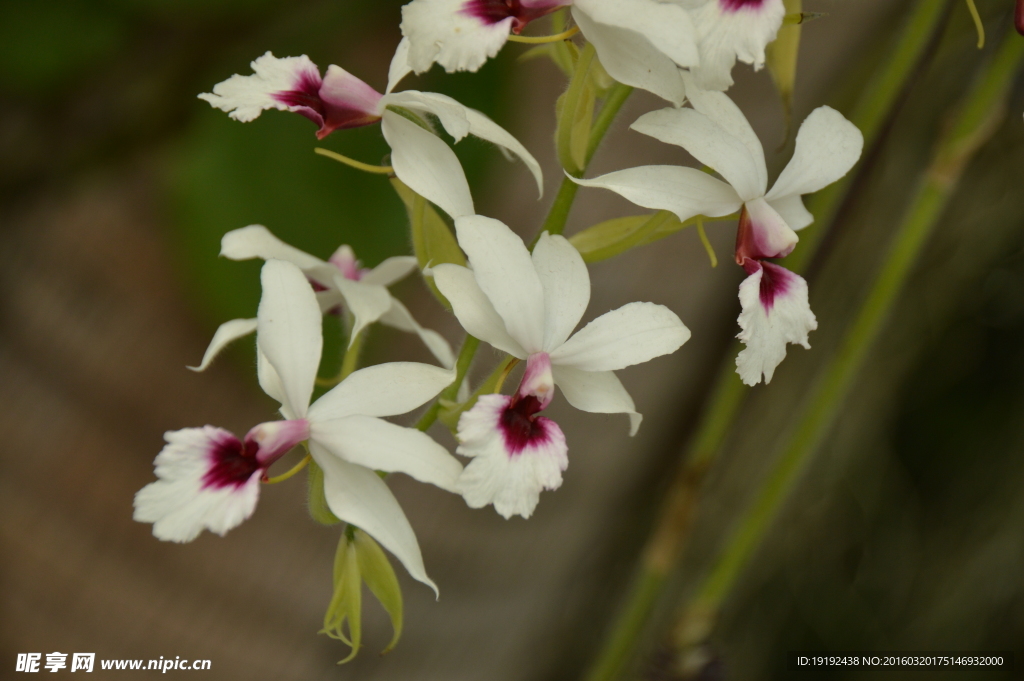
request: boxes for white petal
[768,194,814,231]
[401,0,514,74]
[766,105,864,202]
[133,427,262,543]
[575,0,699,68]
[383,90,472,141]
[532,233,590,352]
[378,297,457,368]
[221,224,326,268]
[387,37,415,94]
[257,260,322,418]
[381,110,475,219]
[632,106,764,201]
[188,318,257,372]
[312,415,463,492]
[454,215,546,353]
[312,443,438,593]
[550,301,690,372]
[551,365,642,436]
[737,196,798,260]
[197,52,321,123]
[689,0,786,91]
[571,8,686,105]
[361,256,418,287]
[432,263,527,358]
[256,345,290,417]
[465,107,544,198]
[735,261,817,386]
[308,361,456,421]
[573,166,742,222]
[334,277,393,344]
[455,394,568,519]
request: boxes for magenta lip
[271,68,381,139]
[202,434,261,490]
[461,0,565,33]
[499,395,556,455]
[719,0,766,12]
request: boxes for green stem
[416,335,481,431]
[582,2,957,679]
[683,25,1024,646]
[340,328,365,381]
[556,42,597,174]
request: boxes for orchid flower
[198,43,542,220]
[682,0,786,91]
[431,216,690,518]
[135,259,462,591]
[189,225,455,373]
[573,81,863,385]
[400,0,699,104]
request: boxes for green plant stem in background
[416,335,480,432]
[582,2,956,679]
[677,27,1024,656]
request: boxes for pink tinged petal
[735,260,816,386]
[768,194,814,232]
[551,365,642,436]
[334,277,393,345]
[549,302,691,372]
[734,197,798,262]
[327,245,365,281]
[257,260,323,419]
[198,53,323,123]
[688,0,786,91]
[519,352,555,409]
[400,0,517,74]
[572,166,742,223]
[765,106,864,203]
[188,317,257,372]
[308,361,456,421]
[362,256,419,287]
[632,107,765,201]
[381,110,475,219]
[532,232,590,352]
[311,415,463,492]
[387,38,415,95]
[571,8,687,106]
[455,394,568,519]
[454,215,546,353]
[464,0,568,31]
[313,65,384,138]
[311,442,438,594]
[431,263,528,358]
[574,0,699,68]
[133,427,263,542]
[377,298,457,368]
[243,418,310,466]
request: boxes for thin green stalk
[582,3,956,679]
[680,26,1024,650]
[340,328,366,381]
[416,335,480,431]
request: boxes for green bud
[767,0,803,140]
[353,530,404,655]
[569,211,687,263]
[307,460,341,525]
[555,42,597,174]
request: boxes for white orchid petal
[361,256,418,287]
[382,110,475,219]
[312,415,463,492]
[188,318,257,372]
[766,106,864,202]
[572,8,686,105]
[575,0,699,68]
[220,225,327,271]
[550,302,690,372]
[401,0,515,74]
[737,196,799,260]
[432,264,527,358]
[454,215,546,353]
[308,361,455,421]
[383,90,472,140]
[378,297,457,368]
[532,233,590,352]
[689,0,786,91]
[387,37,415,94]
[573,166,742,222]
[632,107,763,201]
[312,443,438,594]
[463,107,544,198]
[551,365,642,436]
[198,52,321,123]
[257,260,322,418]
[256,345,290,417]
[735,261,817,386]
[334,277,393,345]
[768,194,814,232]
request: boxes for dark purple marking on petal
[203,434,261,490]
[499,395,556,455]
[461,0,566,34]
[755,260,794,311]
[720,0,766,11]
[271,67,380,139]
[734,203,789,263]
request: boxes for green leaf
[307,460,341,525]
[322,533,363,663]
[353,530,404,655]
[569,211,687,263]
[767,0,803,138]
[391,178,466,309]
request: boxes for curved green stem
[416,335,480,431]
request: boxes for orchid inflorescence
[134,0,864,661]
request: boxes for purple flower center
[203,435,261,490]
[754,260,793,311]
[271,67,381,139]
[720,0,765,11]
[500,395,554,455]
[462,0,565,34]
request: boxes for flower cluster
[134,0,862,661]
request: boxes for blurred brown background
[2,1,1024,679]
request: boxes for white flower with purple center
[573,80,863,385]
[682,0,786,91]
[135,259,462,591]
[400,0,699,104]
[190,225,455,373]
[198,43,542,221]
[431,216,690,518]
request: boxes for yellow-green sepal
[353,530,404,655]
[322,529,363,663]
[569,211,688,263]
[307,459,341,525]
[767,0,803,138]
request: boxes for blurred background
[2,0,1023,679]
